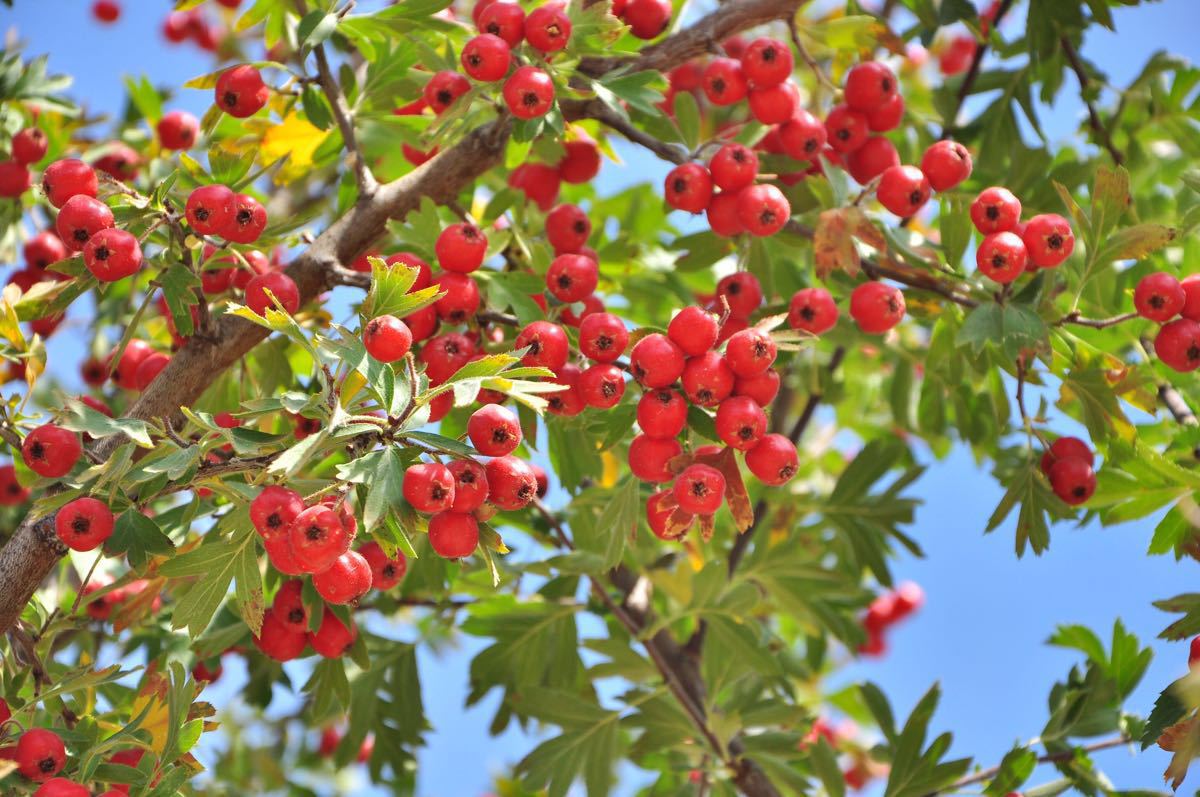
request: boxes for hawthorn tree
[1,0,1200,794]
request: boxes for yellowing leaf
[599,450,619,488]
[260,113,327,183]
[814,209,860,279]
[132,670,173,755]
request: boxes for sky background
[5,0,1200,795]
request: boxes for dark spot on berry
[985,205,999,220]
[195,207,210,221]
[38,757,56,774]
[93,245,109,260]
[74,229,89,243]
[72,516,90,535]
[382,563,397,578]
[991,254,1005,268]
[761,47,776,63]
[431,485,448,501]
[288,608,304,623]
[881,77,892,92]
[305,525,323,541]
[491,428,510,444]
[800,306,815,321]
[222,91,238,109]
[601,381,617,398]
[527,337,542,354]
[30,442,44,460]
[596,334,613,351]
[573,220,587,234]
[908,190,923,206]
[1048,233,1064,250]
[711,78,727,94]
[522,91,539,107]
[672,178,687,193]
[237,209,252,225]
[517,483,534,500]
[779,464,796,479]
[436,90,453,106]
[266,512,283,529]
[738,426,753,439]
[467,54,482,67]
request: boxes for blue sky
[6,0,1200,795]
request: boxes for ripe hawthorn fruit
[850,282,905,334]
[22,424,82,479]
[428,511,480,558]
[360,540,408,590]
[788,287,839,334]
[404,462,456,513]
[746,433,799,485]
[628,434,682,483]
[55,496,115,552]
[674,464,726,514]
[468,404,522,456]
[313,549,372,605]
[215,65,270,118]
[1134,272,1185,322]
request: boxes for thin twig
[938,736,1129,793]
[313,43,377,196]
[788,17,836,94]
[942,0,1015,138]
[1060,36,1125,166]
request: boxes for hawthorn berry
[920,140,973,192]
[825,105,870,153]
[579,364,625,409]
[215,65,270,118]
[107,338,153,391]
[969,186,1021,234]
[25,231,68,271]
[674,464,726,515]
[734,368,781,407]
[647,489,689,540]
[866,93,905,132]
[545,204,591,253]
[55,497,114,552]
[186,184,236,236]
[42,159,97,208]
[788,287,839,334]
[709,144,759,192]
[624,0,672,39]
[725,328,777,377]
[850,282,905,334]
[503,66,555,120]
[360,540,408,590]
[433,272,481,323]
[637,389,688,439]
[701,57,748,106]
[515,320,569,370]
[1182,275,1200,321]
[363,315,413,362]
[748,82,799,125]
[223,193,267,243]
[509,161,561,209]
[847,136,900,185]
[264,530,308,576]
[254,608,308,661]
[0,464,31,505]
[23,424,82,479]
[479,1,525,47]
[428,511,480,558]
[0,160,31,198]
[1039,436,1094,474]
[1133,272,1184,322]
[628,434,682,483]
[272,579,308,631]
[245,271,300,315]
[975,231,1028,284]
[17,728,66,782]
[558,138,601,183]
[288,504,353,573]
[157,110,199,150]
[436,223,488,272]
[579,312,629,363]
[741,38,794,88]
[630,333,686,388]
[386,252,434,289]
[1156,318,1200,372]
[524,3,571,52]
[547,365,586,416]
[682,351,736,407]
[717,272,764,321]
[736,183,791,237]
[310,608,358,657]
[420,332,476,383]
[668,306,720,356]
[664,162,713,213]
[462,34,512,82]
[313,550,372,605]
[468,405,522,456]
[876,165,931,217]
[1022,213,1075,268]
[546,253,598,303]
[715,396,768,451]
[779,110,827,162]
[844,61,898,112]
[12,127,48,165]
[56,195,114,252]
[94,142,141,181]
[485,455,538,510]
[83,228,142,281]
[447,458,490,512]
[424,70,471,114]
[707,191,745,237]
[33,777,89,797]
[250,486,306,540]
[404,462,456,513]
[1048,457,1096,506]
[746,433,799,485]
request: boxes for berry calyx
[674,464,725,515]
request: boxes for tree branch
[942,0,1015,139]
[1060,35,1125,166]
[936,735,1129,793]
[313,42,377,195]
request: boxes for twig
[942,0,1014,138]
[938,736,1129,793]
[313,43,377,196]
[1051,310,1136,329]
[788,17,836,94]
[1060,36,1125,166]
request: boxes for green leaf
[160,263,201,339]
[106,510,175,572]
[1141,678,1189,750]
[982,746,1037,796]
[361,257,440,319]
[122,74,163,122]
[572,477,636,570]
[672,90,701,150]
[939,196,972,270]
[517,690,622,797]
[159,522,260,637]
[956,302,1049,360]
[297,10,339,52]
[1091,165,1132,243]
[337,446,407,532]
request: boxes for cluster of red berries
[1039,435,1096,506]
[1133,272,1200,372]
[8,719,157,795]
[162,5,234,52]
[968,186,1075,283]
[317,726,375,764]
[859,581,924,657]
[790,281,906,337]
[505,134,601,209]
[81,576,161,622]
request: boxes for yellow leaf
[260,114,327,184]
[132,670,173,755]
[599,451,619,488]
[340,370,367,407]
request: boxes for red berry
[424,70,471,114]
[93,142,140,181]
[1156,318,1200,372]
[579,364,625,409]
[288,504,353,573]
[92,0,120,21]
[313,550,372,605]
[462,33,512,82]
[709,144,759,192]
[702,57,748,106]
[546,253,598,303]
[1039,436,1093,474]
[0,464,30,505]
[485,455,537,510]
[56,195,114,252]
[624,0,672,38]
[628,434,682,483]
[844,61,898,112]
[264,528,307,575]
[24,231,67,271]
[779,110,827,161]
[157,110,199,150]
[920,140,973,192]
[468,404,522,456]
[1022,213,1074,268]
[1190,636,1200,669]
[630,333,686,388]
[55,496,114,552]
[867,93,905,132]
[647,489,689,540]
[1048,457,1096,506]
[107,339,153,391]
[558,138,601,183]
[706,191,745,237]
[1181,275,1200,321]
[447,458,489,512]
[479,1,525,47]
[545,203,591,253]
[664,163,713,213]
[1134,272,1185,322]
[17,728,66,782]
[509,161,561,210]
[503,66,555,119]
[404,462,456,513]
[271,579,308,631]
[725,328,777,377]
[846,136,900,185]
[746,433,799,485]
[0,160,31,198]
[736,184,790,237]
[547,365,586,416]
[34,777,90,797]
[363,315,413,362]
[223,193,267,244]
[524,3,571,52]
[788,287,838,334]
[748,82,799,125]
[825,105,870,153]
[420,332,476,383]
[975,231,1027,284]
[637,389,687,438]
[360,540,407,590]
[674,464,725,514]
[668,306,719,356]
[850,282,905,334]
[970,186,1021,234]
[940,33,977,76]
[436,223,488,273]
[245,271,300,315]
[251,486,305,540]
[717,272,763,320]
[876,165,931,217]
[433,272,481,323]
[215,65,270,118]
[42,159,97,208]
[681,351,736,406]
[309,608,357,657]
[83,228,142,281]
[254,608,308,661]
[715,396,767,451]
[741,37,794,88]
[428,512,480,558]
[186,184,236,236]
[515,320,569,370]
[579,312,629,363]
[12,127,48,165]
[23,424,82,479]
[734,368,780,407]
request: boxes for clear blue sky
[6,1,1200,795]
